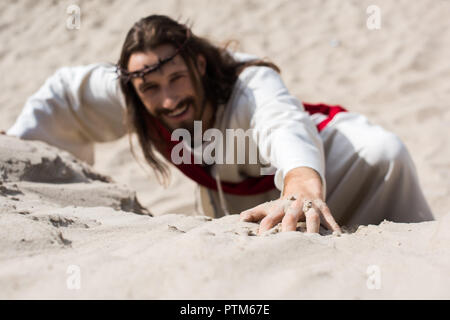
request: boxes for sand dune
[1,135,449,299]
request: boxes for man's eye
[172,75,184,82]
[143,85,157,92]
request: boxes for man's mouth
[165,103,190,118]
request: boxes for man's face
[128,44,205,132]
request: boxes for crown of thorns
[116,29,191,83]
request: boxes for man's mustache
[157,97,196,116]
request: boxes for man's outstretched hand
[239,197,341,235]
[240,167,341,235]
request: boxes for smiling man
[126,43,211,133]
[6,15,434,234]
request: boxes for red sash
[149,103,347,195]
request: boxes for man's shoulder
[231,51,260,63]
[222,52,286,121]
[229,52,281,86]
[226,67,278,122]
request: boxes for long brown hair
[117,15,280,186]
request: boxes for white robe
[7,54,434,226]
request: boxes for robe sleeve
[243,66,326,196]
[7,63,127,164]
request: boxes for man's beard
[155,95,206,134]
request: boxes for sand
[0,0,449,299]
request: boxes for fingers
[258,203,286,235]
[240,202,270,222]
[281,198,322,234]
[281,199,304,232]
[305,207,321,233]
[312,199,341,233]
[240,198,342,236]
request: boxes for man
[6,15,433,234]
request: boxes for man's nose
[160,87,178,110]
